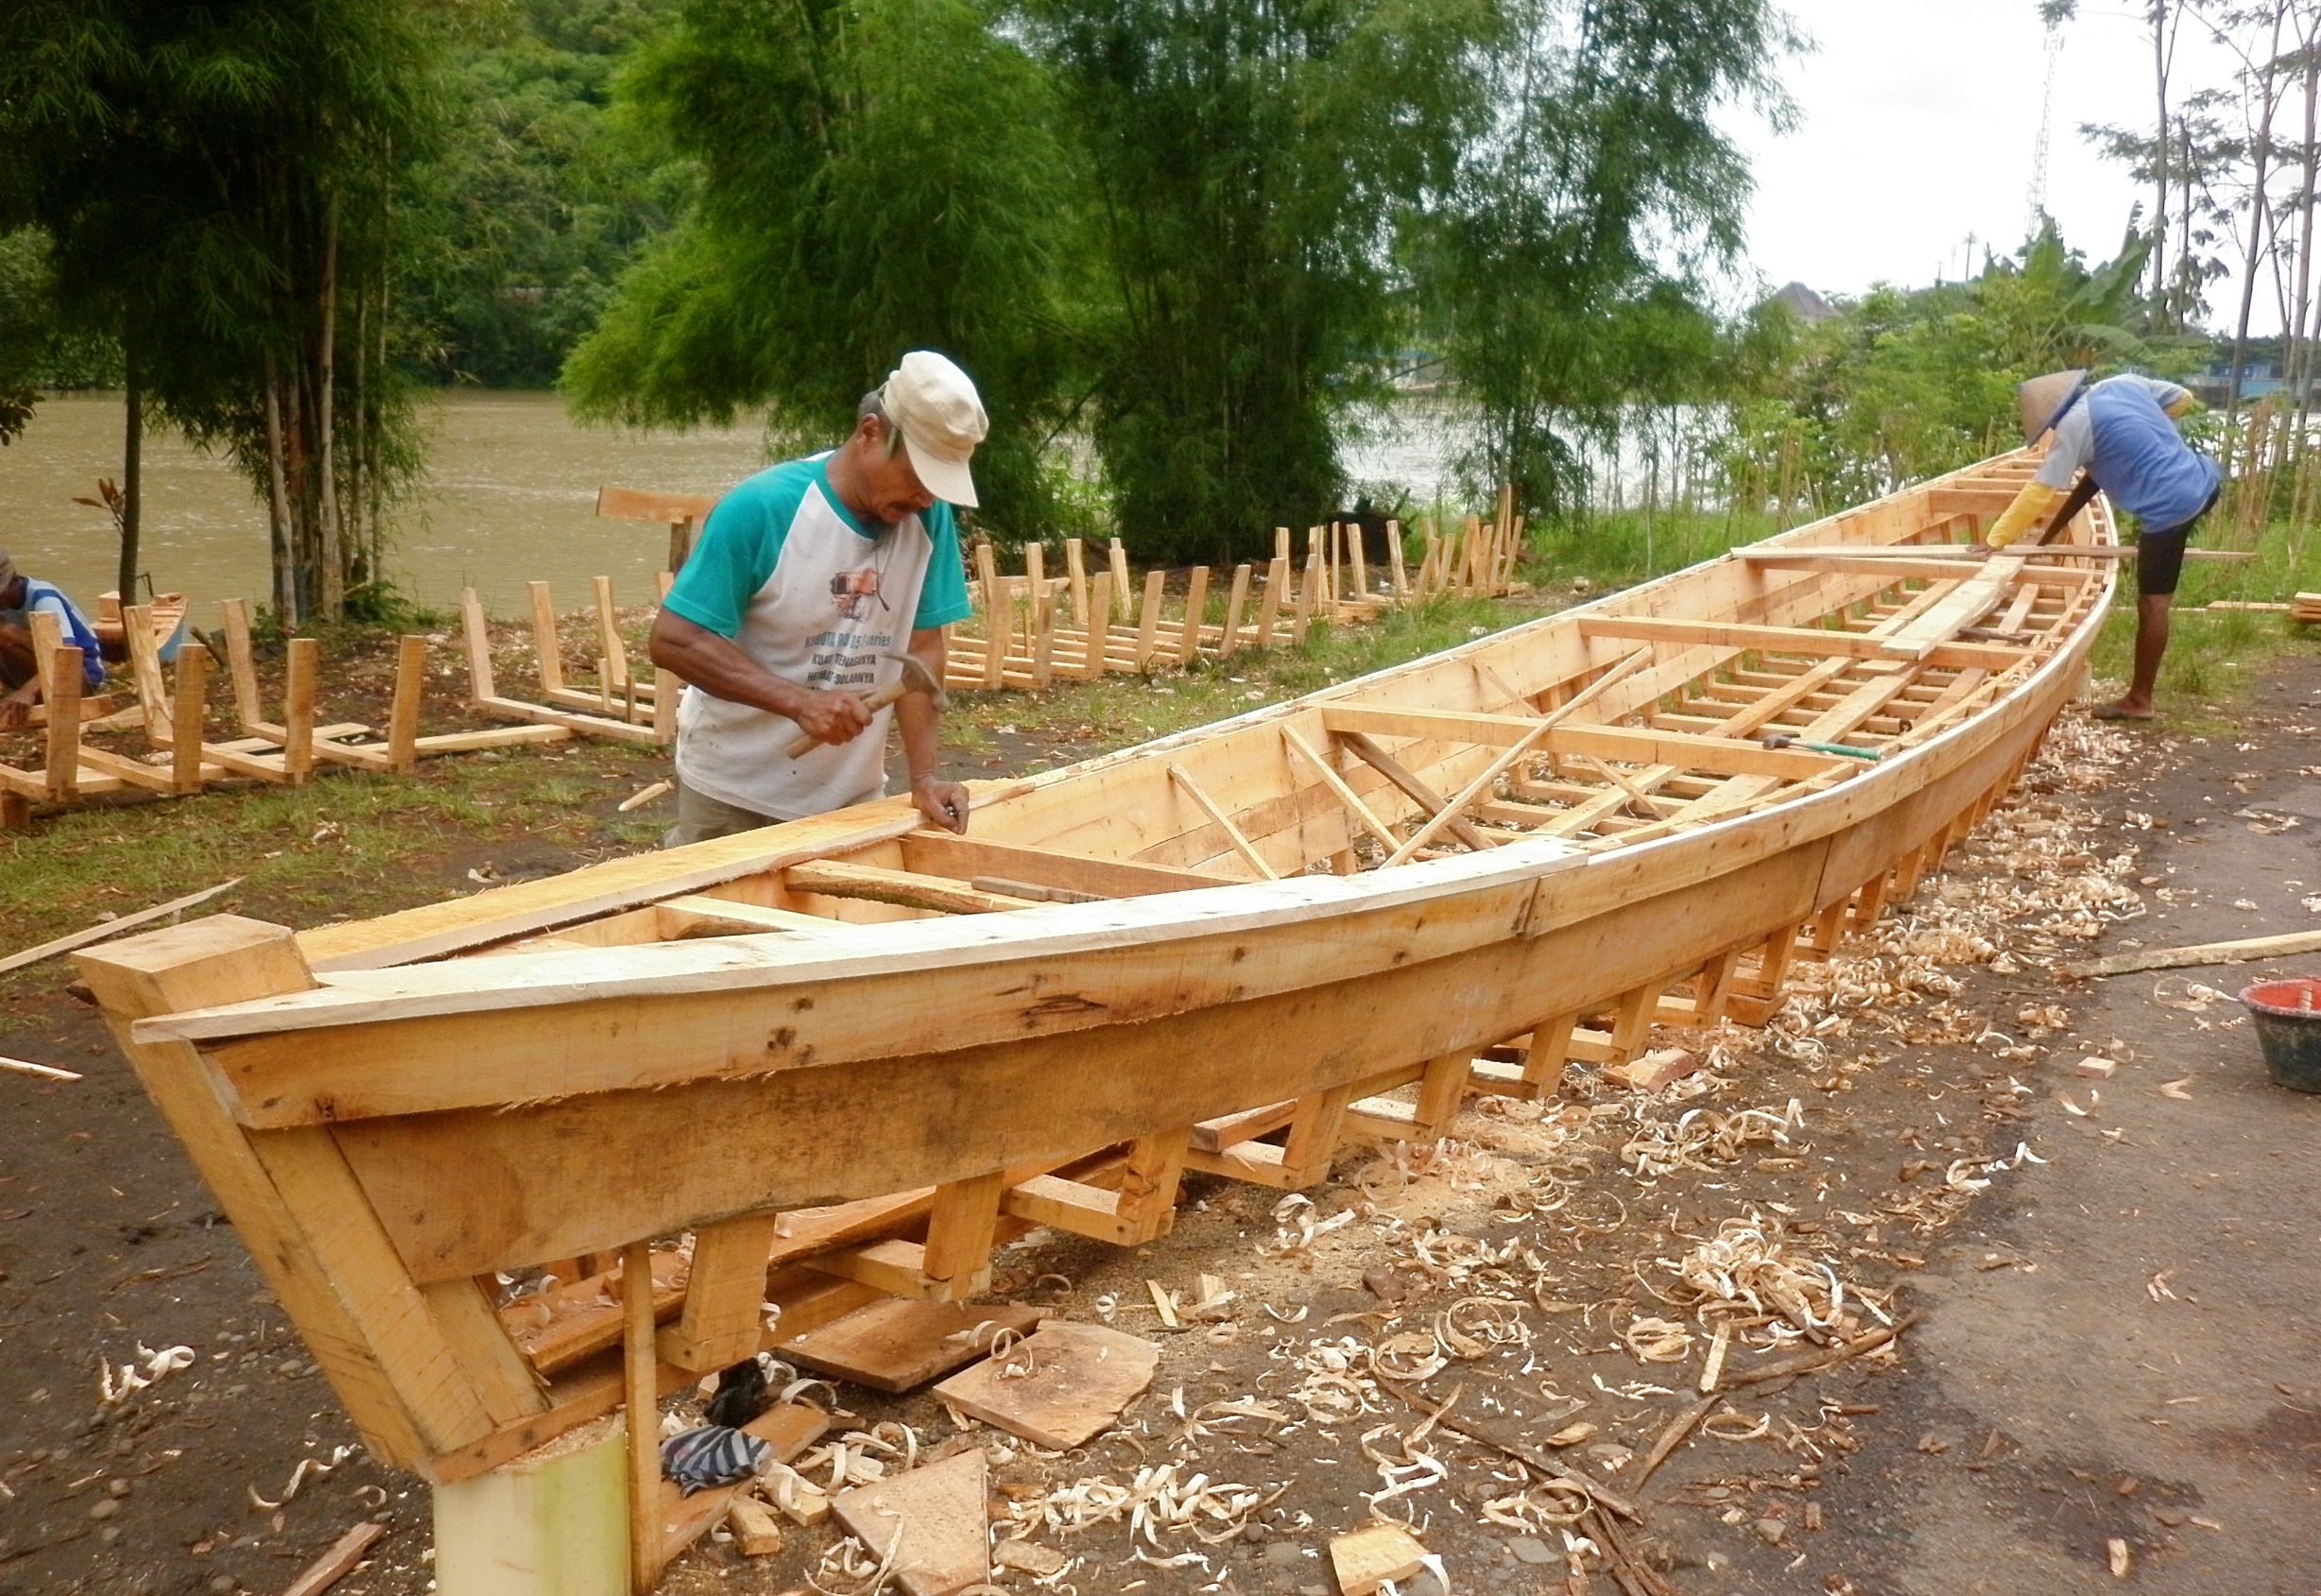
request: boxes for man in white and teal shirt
[648,352,983,844]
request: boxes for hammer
[1762,731,1881,762]
[782,653,948,757]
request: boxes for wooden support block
[222,597,267,729]
[921,1171,1006,1294]
[832,1447,989,1596]
[1349,520,1369,595]
[44,643,80,804]
[1133,568,1165,672]
[1108,538,1133,620]
[783,1299,1044,1393]
[933,1324,1160,1449]
[1660,947,1741,1028]
[1081,571,1111,680]
[975,543,1006,691]
[1112,1129,1191,1240]
[529,581,565,694]
[1,791,27,831]
[1217,563,1252,658]
[1331,1523,1428,1596]
[123,604,172,743]
[623,1240,662,1594]
[1292,551,1320,644]
[171,646,207,795]
[1029,550,1056,690]
[1063,537,1089,626]
[460,588,496,704]
[658,1211,782,1372]
[1603,978,1669,1064]
[283,637,318,783]
[728,1496,783,1556]
[1177,566,1210,664]
[593,575,628,692]
[1387,519,1408,595]
[1277,1081,1356,1186]
[807,1239,982,1303]
[1252,557,1287,649]
[389,635,426,774]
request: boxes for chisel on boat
[1761,732,1881,761]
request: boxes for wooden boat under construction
[81,447,2112,1535]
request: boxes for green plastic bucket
[2242,978,2321,1093]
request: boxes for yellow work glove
[2166,392,2198,419]
[1984,480,2062,549]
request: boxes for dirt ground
[4,658,2319,1596]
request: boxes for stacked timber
[77,445,2112,1592]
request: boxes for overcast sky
[1728,0,2262,329]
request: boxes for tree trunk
[119,336,142,604]
[2226,6,2290,451]
[2153,0,2174,317]
[263,350,297,626]
[317,196,343,618]
[2290,35,2320,471]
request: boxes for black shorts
[2137,488,2219,597]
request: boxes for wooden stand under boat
[78,448,2112,1589]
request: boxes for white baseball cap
[882,351,989,507]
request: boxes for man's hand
[912,775,970,833]
[789,688,874,748]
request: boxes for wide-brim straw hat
[2017,369,2089,443]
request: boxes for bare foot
[2090,699,2158,721]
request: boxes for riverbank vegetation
[9,0,2321,675]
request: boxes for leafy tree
[401,0,687,386]
[0,0,448,623]
[1409,0,1797,518]
[562,0,1073,538]
[1025,0,1497,562]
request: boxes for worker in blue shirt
[0,547,106,724]
[1984,369,2221,720]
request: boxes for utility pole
[2027,11,2068,234]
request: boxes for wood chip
[729,1495,784,1556]
[2106,1536,2132,1577]
[2158,1078,2193,1100]
[1329,1523,1427,1596]
[279,1520,386,1596]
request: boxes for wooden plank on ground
[931,1322,1159,1450]
[782,1299,1045,1393]
[831,1448,989,1596]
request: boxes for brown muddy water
[0,389,771,619]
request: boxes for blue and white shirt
[2035,375,2220,534]
[661,455,970,819]
[18,580,107,692]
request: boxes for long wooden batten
[79,448,2110,1499]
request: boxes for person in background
[646,351,982,845]
[1983,369,2220,721]
[0,547,106,724]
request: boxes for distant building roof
[1772,282,1838,323]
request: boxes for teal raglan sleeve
[912,503,972,629]
[662,473,793,638]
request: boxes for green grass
[0,740,671,995]
[2088,515,2321,724]
[1527,506,1790,592]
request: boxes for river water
[0,390,1466,620]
